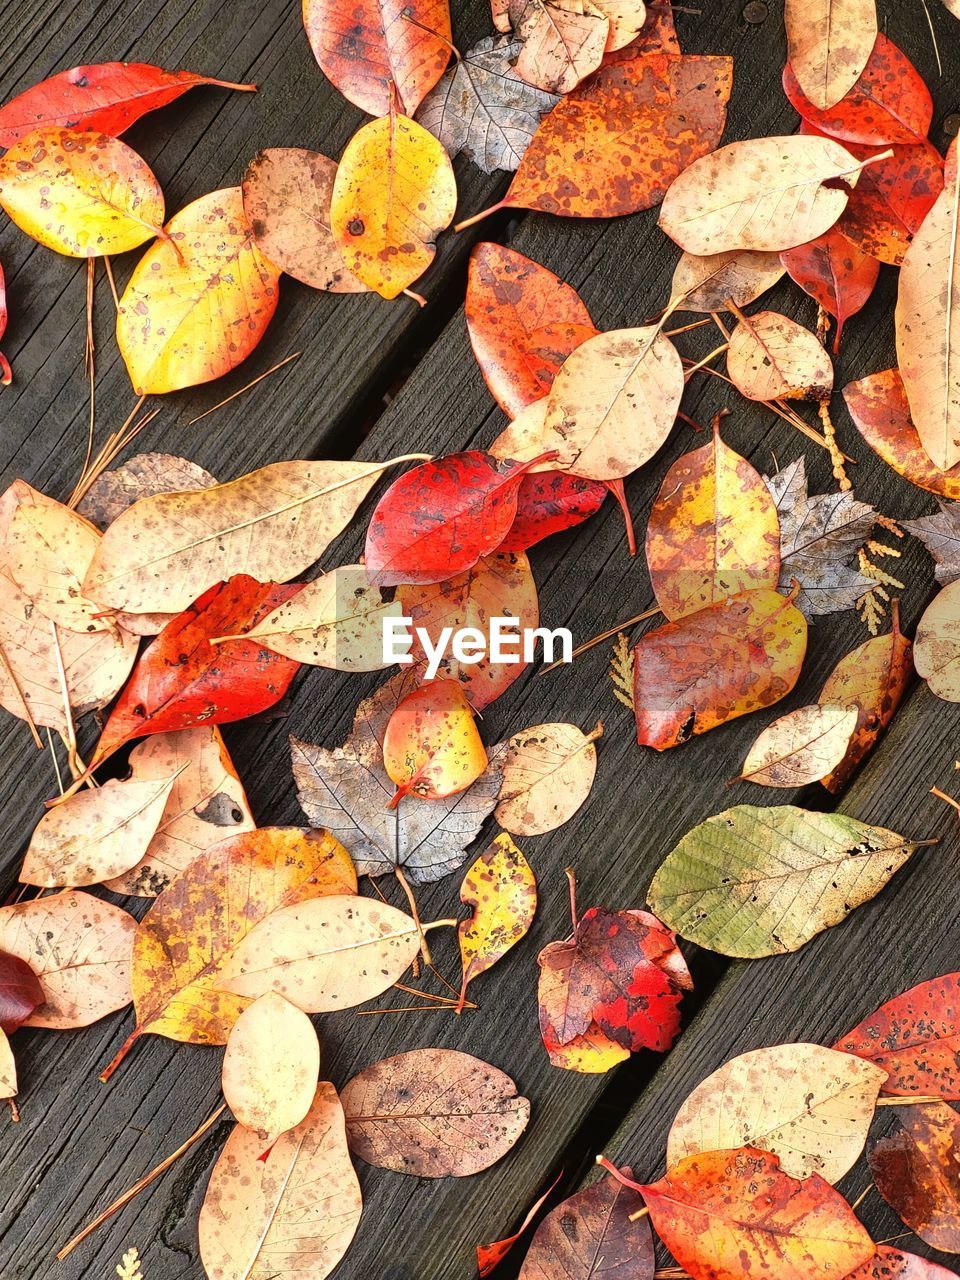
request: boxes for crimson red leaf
[0,949,44,1033]
[364,451,551,587]
[0,261,9,385]
[783,34,933,147]
[780,228,879,352]
[92,575,301,766]
[0,63,254,147]
[497,471,607,553]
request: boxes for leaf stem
[395,864,432,966]
[454,200,508,232]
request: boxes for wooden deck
[2,1,960,1276]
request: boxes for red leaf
[476,1170,562,1276]
[92,575,301,766]
[466,243,598,418]
[834,972,960,1099]
[0,949,44,1033]
[780,228,879,352]
[869,1103,960,1252]
[0,63,255,147]
[0,261,9,386]
[497,471,607,553]
[783,34,933,147]
[364,451,552,587]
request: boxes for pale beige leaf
[728,311,834,401]
[510,0,609,94]
[218,895,420,1011]
[83,459,386,614]
[659,135,869,255]
[104,727,255,897]
[341,1047,530,1176]
[492,721,601,836]
[597,0,646,50]
[489,396,553,466]
[672,248,786,313]
[541,328,684,480]
[222,992,320,1146]
[739,703,858,787]
[0,1028,15,1102]
[199,1081,361,1280]
[6,499,110,634]
[20,769,182,888]
[896,161,960,472]
[0,890,135,1028]
[914,579,960,700]
[224,565,407,669]
[785,0,878,110]
[667,1043,886,1182]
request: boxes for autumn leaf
[784,0,877,111]
[727,310,833,401]
[221,992,320,1147]
[465,242,598,418]
[291,672,503,883]
[659,134,874,255]
[330,111,456,300]
[19,769,181,888]
[539,1006,629,1073]
[0,891,135,1029]
[645,423,781,620]
[667,1043,886,1182]
[458,833,536,1007]
[639,1148,875,1280]
[478,1172,563,1278]
[835,972,960,1099]
[780,228,879,352]
[509,0,609,94]
[416,36,559,174]
[847,1247,960,1279]
[76,451,217,531]
[0,261,10,385]
[0,127,165,256]
[0,950,44,1033]
[491,720,601,836]
[0,1029,15,1110]
[649,803,930,957]
[517,1170,653,1279]
[498,470,606,553]
[869,1102,960,1251]
[738,703,858,787]
[302,0,452,117]
[116,187,280,395]
[103,726,255,897]
[241,148,366,292]
[6,497,114,634]
[904,503,960,584]
[0,62,255,147]
[218,894,421,1011]
[914,580,960,701]
[199,1081,361,1280]
[633,588,807,750]
[340,1048,530,1176]
[382,678,487,805]
[671,247,785,314]
[817,605,912,792]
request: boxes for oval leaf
[518,1171,653,1279]
[492,720,601,836]
[77,452,217,531]
[780,228,879,352]
[869,1102,960,1252]
[672,247,785,313]
[738,703,858,787]
[784,0,878,111]
[222,992,320,1146]
[914,580,960,701]
[382,679,487,805]
[0,950,45,1034]
[727,310,833,401]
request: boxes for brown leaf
[77,451,217,531]
[510,0,609,94]
[518,1170,653,1278]
[492,721,601,836]
[914,581,960,701]
[738,703,858,787]
[672,248,785,313]
[870,1102,960,1252]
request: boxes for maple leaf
[764,456,876,613]
[903,501,960,584]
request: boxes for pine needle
[187,352,301,425]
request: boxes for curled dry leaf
[330,112,456,301]
[416,36,559,174]
[847,1247,960,1280]
[341,1047,530,1176]
[817,606,912,792]
[518,1170,653,1279]
[478,1172,563,1278]
[199,1081,361,1280]
[784,0,877,111]
[104,726,255,897]
[869,1102,960,1252]
[241,149,365,292]
[640,1148,875,1280]
[84,458,383,615]
[667,1043,886,1182]
[219,895,420,1011]
[649,803,928,957]
[491,720,601,836]
[465,242,598,418]
[914,580,960,701]
[0,1028,15,1106]
[127,827,356,1049]
[726,310,833,401]
[671,248,785,313]
[780,228,879,352]
[76,452,217,531]
[541,326,684,480]
[738,703,858,787]
[0,890,135,1028]
[19,769,180,888]
[835,972,960,1099]
[291,671,503,884]
[659,134,871,255]
[116,187,280,395]
[0,62,255,146]
[633,588,807,750]
[0,127,164,256]
[382,679,487,805]
[458,833,536,1005]
[645,424,781,621]
[0,950,44,1034]
[509,0,609,94]
[221,992,320,1147]
[302,0,452,117]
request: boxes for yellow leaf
[458,834,536,1006]
[382,679,488,805]
[331,112,457,300]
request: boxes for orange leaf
[382,679,487,805]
